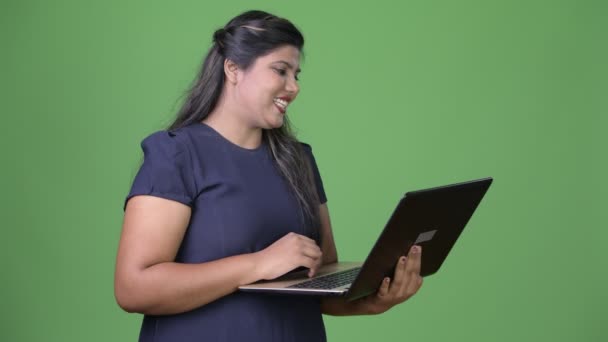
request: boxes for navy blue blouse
[125,123,328,342]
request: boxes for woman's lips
[274,103,286,114]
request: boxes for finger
[390,256,408,292]
[299,254,321,272]
[377,277,390,298]
[308,263,321,277]
[307,253,324,277]
[398,246,422,298]
[405,245,422,276]
[405,274,423,298]
[301,244,322,260]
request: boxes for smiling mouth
[273,98,288,114]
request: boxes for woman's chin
[265,116,285,129]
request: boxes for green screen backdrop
[2,0,606,341]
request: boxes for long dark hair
[169,10,321,236]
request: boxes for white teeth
[273,98,288,108]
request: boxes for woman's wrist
[355,296,387,315]
[245,251,267,285]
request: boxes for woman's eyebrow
[273,60,301,73]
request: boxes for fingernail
[400,256,406,264]
[385,277,390,283]
[411,246,420,254]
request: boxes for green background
[2,0,606,341]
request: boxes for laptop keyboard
[288,267,361,289]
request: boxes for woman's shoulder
[140,129,187,155]
[140,123,213,152]
[297,142,322,168]
[298,141,314,153]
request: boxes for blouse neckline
[194,122,267,154]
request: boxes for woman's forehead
[259,46,301,68]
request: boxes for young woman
[114,10,423,341]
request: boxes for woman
[114,10,423,341]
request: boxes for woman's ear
[224,59,239,84]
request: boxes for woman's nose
[285,77,299,95]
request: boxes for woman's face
[234,45,301,129]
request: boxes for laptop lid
[345,177,493,301]
[239,177,493,299]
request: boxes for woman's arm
[318,203,424,316]
[114,195,323,316]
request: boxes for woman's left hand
[359,245,424,314]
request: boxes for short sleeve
[124,131,196,210]
[300,143,327,204]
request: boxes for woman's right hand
[255,232,323,280]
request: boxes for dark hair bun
[213,28,226,48]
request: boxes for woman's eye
[275,68,299,81]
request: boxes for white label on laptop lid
[415,230,437,244]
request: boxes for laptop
[238,177,493,302]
